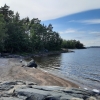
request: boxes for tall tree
[0,14,7,52]
[0,4,85,53]
[0,4,14,22]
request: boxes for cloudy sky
[1,0,100,46]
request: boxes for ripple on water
[34,48,100,90]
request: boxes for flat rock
[15,86,100,100]
[0,81,99,100]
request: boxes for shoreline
[0,49,74,58]
[0,58,100,100]
[0,58,79,88]
[1,51,99,91]
[41,68,90,90]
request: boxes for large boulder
[21,59,37,68]
[27,59,37,68]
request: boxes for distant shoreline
[0,49,74,59]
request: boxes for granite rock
[0,81,99,100]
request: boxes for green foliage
[5,21,29,53]
[0,14,7,52]
[61,40,85,49]
[0,4,14,22]
[0,4,85,53]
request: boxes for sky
[0,0,100,46]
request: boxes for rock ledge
[0,81,100,100]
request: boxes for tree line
[61,40,85,49]
[0,4,85,53]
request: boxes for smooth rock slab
[14,86,100,100]
[0,81,99,100]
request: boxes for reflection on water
[34,48,100,90]
[34,54,61,69]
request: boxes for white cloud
[0,0,100,20]
[80,19,100,24]
[59,29,100,46]
[89,31,100,35]
[59,29,76,34]
[82,38,100,46]
[69,19,100,24]
[59,29,85,34]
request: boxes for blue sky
[42,9,100,46]
[1,0,100,46]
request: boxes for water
[34,48,100,90]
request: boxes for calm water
[34,48,100,90]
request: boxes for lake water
[34,48,100,90]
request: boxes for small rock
[2,81,17,85]
[16,80,26,85]
[92,89,99,93]
[71,98,83,100]
[0,85,14,91]
[86,96,97,100]
[26,81,37,85]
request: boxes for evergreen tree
[0,4,85,53]
[0,14,7,52]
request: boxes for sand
[0,58,79,88]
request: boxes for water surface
[34,48,100,90]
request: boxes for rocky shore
[0,58,78,87]
[0,58,100,100]
[0,80,100,100]
[0,49,74,58]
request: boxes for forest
[0,4,85,53]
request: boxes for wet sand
[0,58,79,88]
